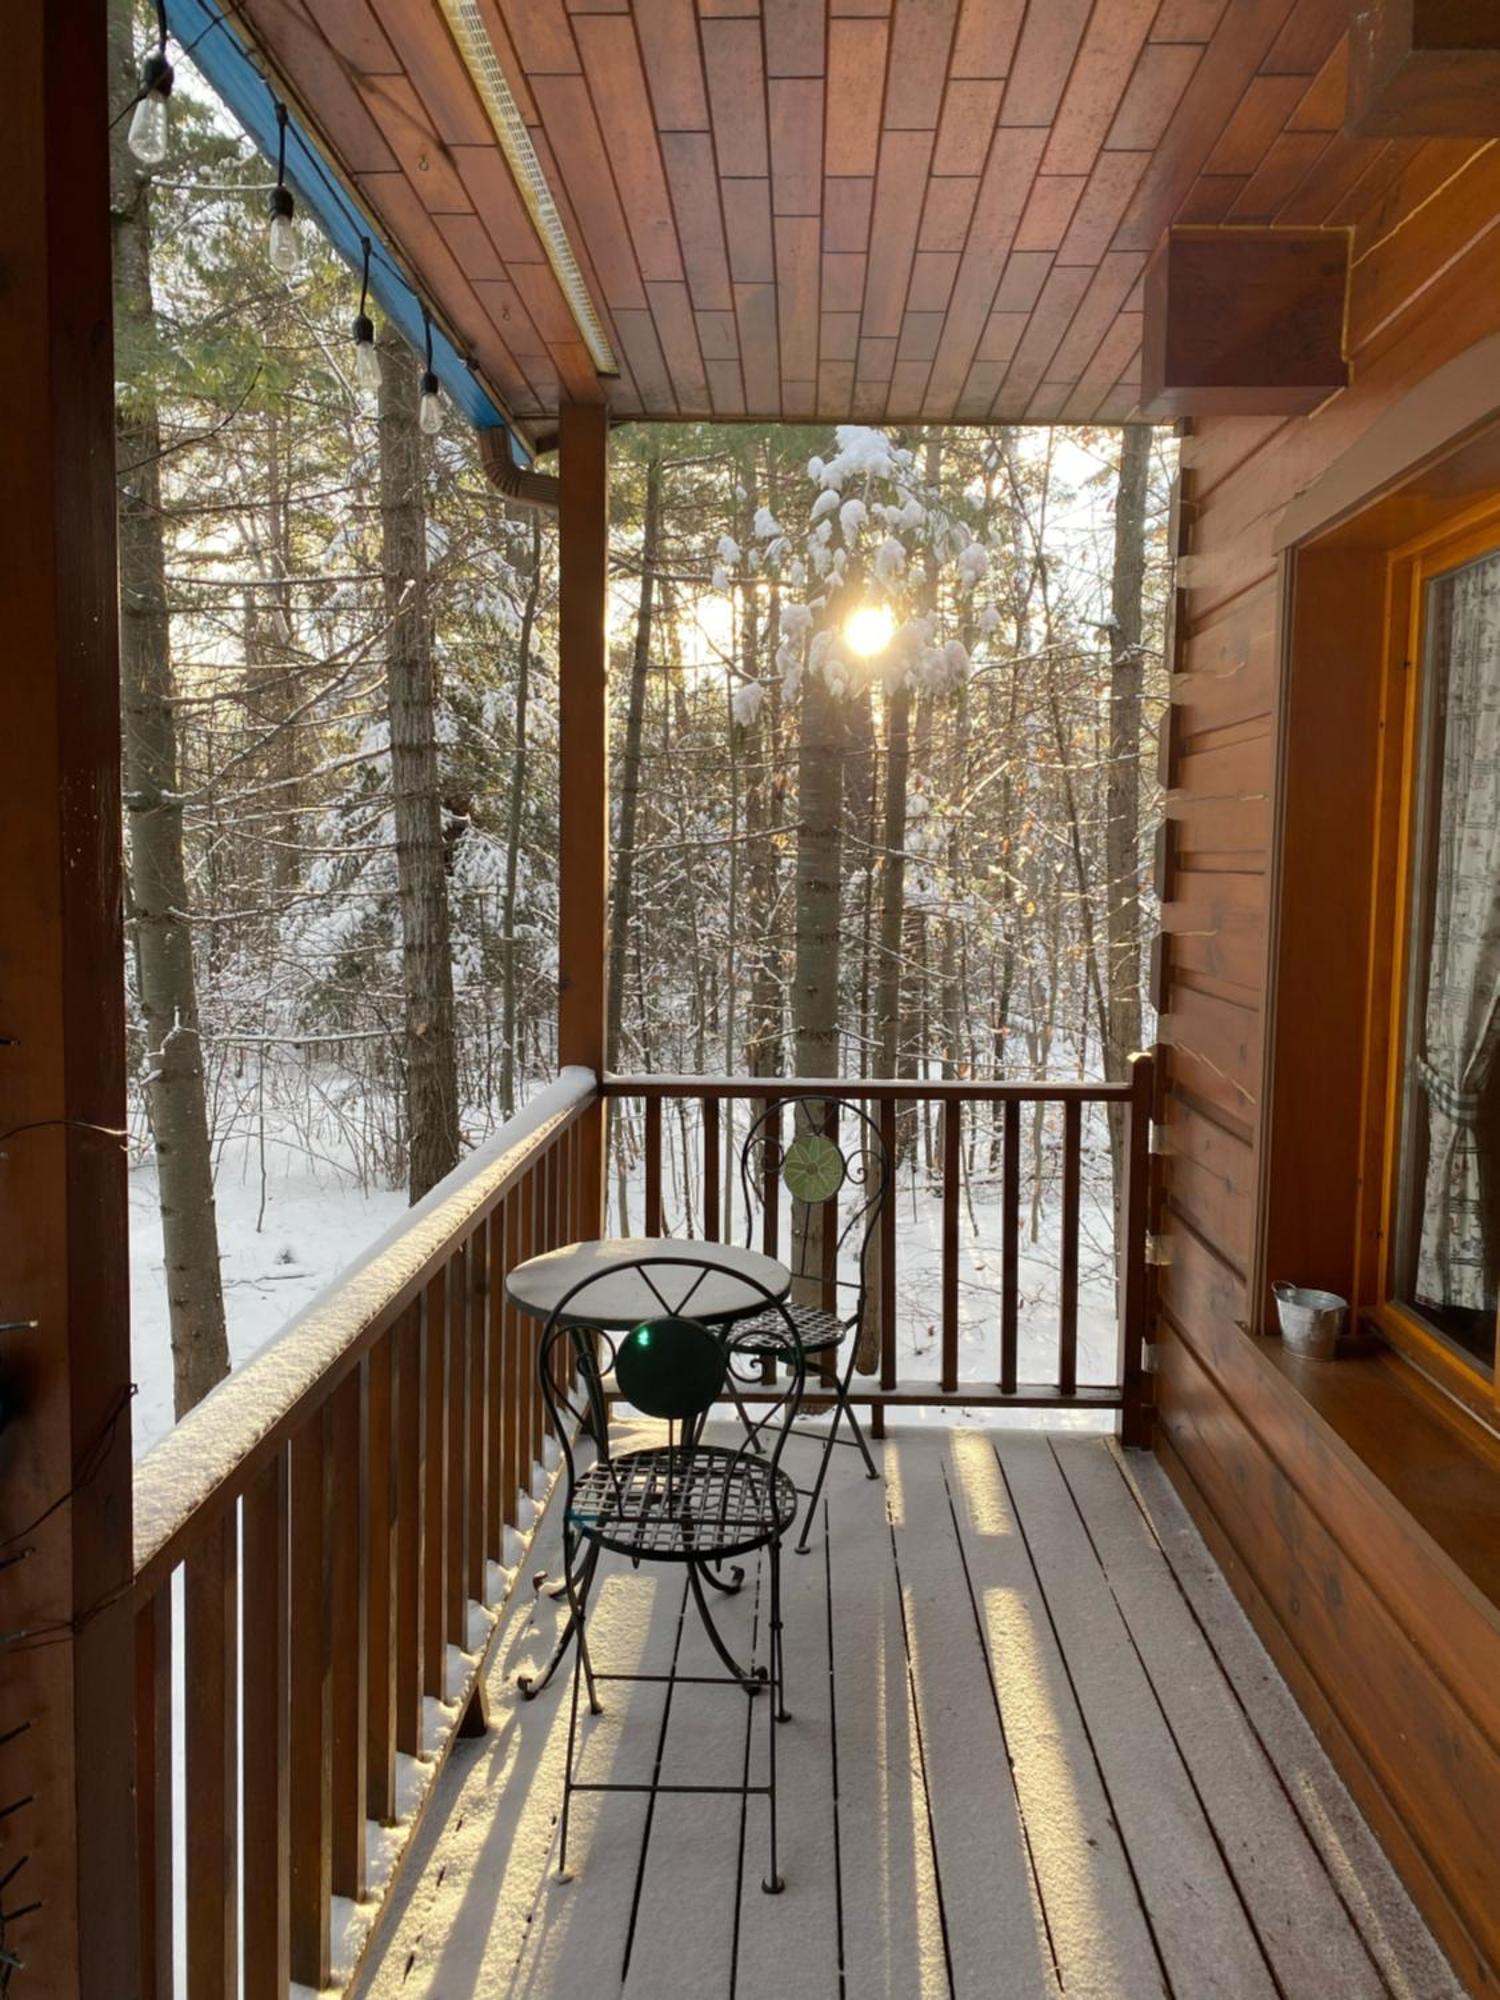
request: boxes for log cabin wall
[1156,140,1500,1995]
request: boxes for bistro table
[505,1236,793,1697]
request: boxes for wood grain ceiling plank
[435,212,505,281]
[999,0,1094,128]
[462,0,539,117]
[954,358,1007,417]
[907,250,959,311]
[822,252,867,310]
[885,0,961,129]
[1041,0,1158,175]
[783,380,816,416]
[364,0,494,144]
[1203,74,1309,175]
[705,357,747,413]
[861,127,935,337]
[1105,44,1203,151]
[824,177,875,250]
[575,15,685,283]
[358,73,472,210]
[975,311,1027,361]
[734,282,782,413]
[764,0,825,74]
[991,249,1053,312]
[612,308,677,412]
[775,215,821,380]
[918,177,979,250]
[991,262,1093,413]
[921,125,1047,413]
[1274,132,1388,223]
[528,75,649,308]
[897,311,944,361]
[635,0,711,128]
[1026,381,1073,418]
[818,358,857,408]
[821,310,861,359]
[1288,39,1348,130]
[1150,0,1227,42]
[645,281,712,411]
[1175,174,1249,222]
[282,0,399,73]
[701,0,760,16]
[661,133,734,309]
[857,335,897,381]
[695,308,740,359]
[826,18,889,176]
[890,358,933,412]
[1059,311,1141,417]
[951,0,1025,79]
[526,121,627,334]
[451,147,546,263]
[1013,176,1086,252]
[721,179,776,281]
[1113,0,1297,252]
[1047,247,1144,377]
[495,0,581,73]
[470,278,550,356]
[832,0,891,13]
[770,78,824,214]
[250,0,399,174]
[852,379,887,416]
[1261,0,1345,75]
[1229,130,1331,220]
[934,80,1003,175]
[1056,150,1149,262]
[507,258,592,343]
[703,18,770,175]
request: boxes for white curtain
[1415,550,1500,1313]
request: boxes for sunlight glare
[843,602,895,658]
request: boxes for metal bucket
[1272,1281,1347,1360]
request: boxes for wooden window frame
[1355,500,1500,1419]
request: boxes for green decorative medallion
[782,1132,846,1204]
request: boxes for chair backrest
[738,1096,891,1316]
[537,1254,807,1504]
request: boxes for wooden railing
[601,1053,1155,1442]
[129,1054,1154,1995]
[130,1070,598,1998]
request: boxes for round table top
[505,1237,791,1331]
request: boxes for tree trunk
[377,327,461,1201]
[500,513,541,1119]
[606,450,662,1072]
[793,660,844,1078]
[111,6,230,1417]
[1104,424,1151,1190]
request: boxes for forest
[111,15,1176,1452]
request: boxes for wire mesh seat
[527,1254,806,1904]
[739,1096,891,1548]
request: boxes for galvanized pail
[1271,1281,1347,1360]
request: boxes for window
[1389,540,1500,1379]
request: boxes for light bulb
[128,53,173,166]
[419,370,443,436]
[352,313,381,393]
[268,185,297,276]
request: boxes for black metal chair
[737,1096,891,1550]
[533,1254,805,1896]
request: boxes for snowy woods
[113,29,1174,1447]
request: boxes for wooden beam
[0,0,138,1987]
[1141,227,1349,418]
[1348,0,1500,136]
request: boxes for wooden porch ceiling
[234,0,1366,439]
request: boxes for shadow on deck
[354,1426,1460,2000]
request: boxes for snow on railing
[133,1066,596,1578]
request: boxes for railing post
[1119,1051,1156,1448]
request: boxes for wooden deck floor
[355,1427,1461,2000]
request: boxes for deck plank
[941,1430,1166,1999]
[994,1433,1281,2000]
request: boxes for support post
[557,403,609,1233]
[1118,1051,1156,1449]
[0,0,139,1988]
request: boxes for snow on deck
[351,1429,1460,2000]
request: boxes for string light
[127,0,173,165]
[267,102,297,276]
[351,236,381,395]
[419,310,443,436]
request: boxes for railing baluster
[243,1451,290,1999]
[942,1099,960,1393]
[422,1269,448,1701]
[485,1207,506,1567]
[446,1248,469,1649]
[366,1331,398,1824]
[395,1304,426,1758]
[703,1096,720,1243]
[761,1099,780,1260]
[524,1163,544,1484]
[878,1098,898,1433]
[134,1589,173,2000]
[289,1407,333,1990]
[1119,1051,1155,1448]
[185,1509,238,1997]
[468,1227,489,1603]
[1001,1099,1020,1395]
[644,1092,662,1236]
[331,1364,368,1904]
[1060,1100,1081,1397]
[501,1192,523,1530]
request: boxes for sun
[843,602,895,658]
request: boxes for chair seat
[566,1444,798,1562]
[739,1298,847,1355]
